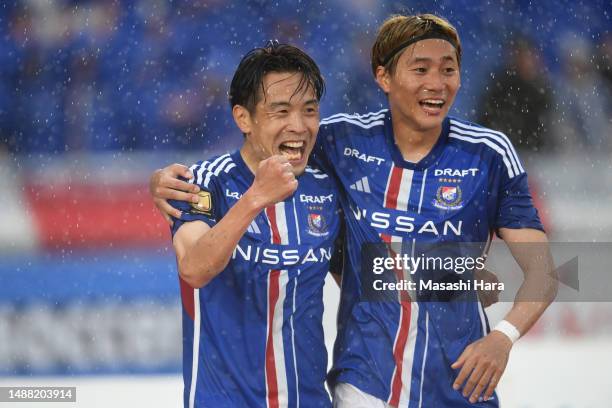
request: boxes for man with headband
[151,14,556,407]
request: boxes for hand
[451,331,512,403]
[150,164,201,225]
[246,155,298,209]
[475,268,501,308]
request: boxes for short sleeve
[169,163,221,237]
[494,170,544,235]
[310,125,336,176]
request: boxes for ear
[232,105,252,135]
[375,65,391,94]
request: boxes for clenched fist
[246,155,298,209]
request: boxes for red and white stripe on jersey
[179,269,201,408]
[264,202,290,408]
[391,294,419,406]
[379,234,418,406]
[381,165,419,406]
[384,164,414,211]
[379,234,410,302]
[188,288,201,408]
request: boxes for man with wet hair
[168,41,340,407]
[153,15,556,407]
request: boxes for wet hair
[371,14,462,76]
[229,41,325,113]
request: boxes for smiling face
[235,71,320,176]
[376,38,460,133]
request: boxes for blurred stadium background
[0,0,611,407]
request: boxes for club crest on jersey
[190,190,213,215]
[307,213,329,236]
[434,185,463,210]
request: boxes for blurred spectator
[2,6,68,153]
[478,36,554,153]
[10,45,68,153]
[0,1,609,154]
[551,33,612,152]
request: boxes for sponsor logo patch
[190,190,213,215]
[433,185,463,210]
[307,213,329,236]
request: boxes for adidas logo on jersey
[350,176,371,193]
[247,220,261,234]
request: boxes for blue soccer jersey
[313,110,543,407]
[170,151,341,408]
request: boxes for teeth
[281,150,302,161]
[279,141,305,161]
[422,99,444,105]
[281,141,305,148]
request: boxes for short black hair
[229,41,325,113]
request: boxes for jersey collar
[384,111,450,170]
[231,150,255,184]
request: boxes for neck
[391,107,443,163]
[239,143,260,175]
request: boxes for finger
[284,179,299,198]
[451,349,469,370]
[156,199,182,220]
[453,358,476,391]
[470,366,495,403]
[162,176,200,194]
[463,361,487,397]
[156,188,200,203]
[149,170,162,195]
[161,211,174,226]
[274,154,289,164]
[171,164,192,179]
[483,370,500,401]
[286,174,297,185]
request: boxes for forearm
[501,244,558,337]
[495,228,558,338]
[178,193,262,287]
[502,294,553,337]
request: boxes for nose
[287,111,307,134]
[423,71,445,92]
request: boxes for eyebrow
[268,99,319,109]
[411,55,457,63]
[268,102,291,109]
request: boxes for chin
[416,114,447,131]
[292,164,307,177]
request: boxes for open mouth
[278,140,306,162]
[419,99,445,113]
